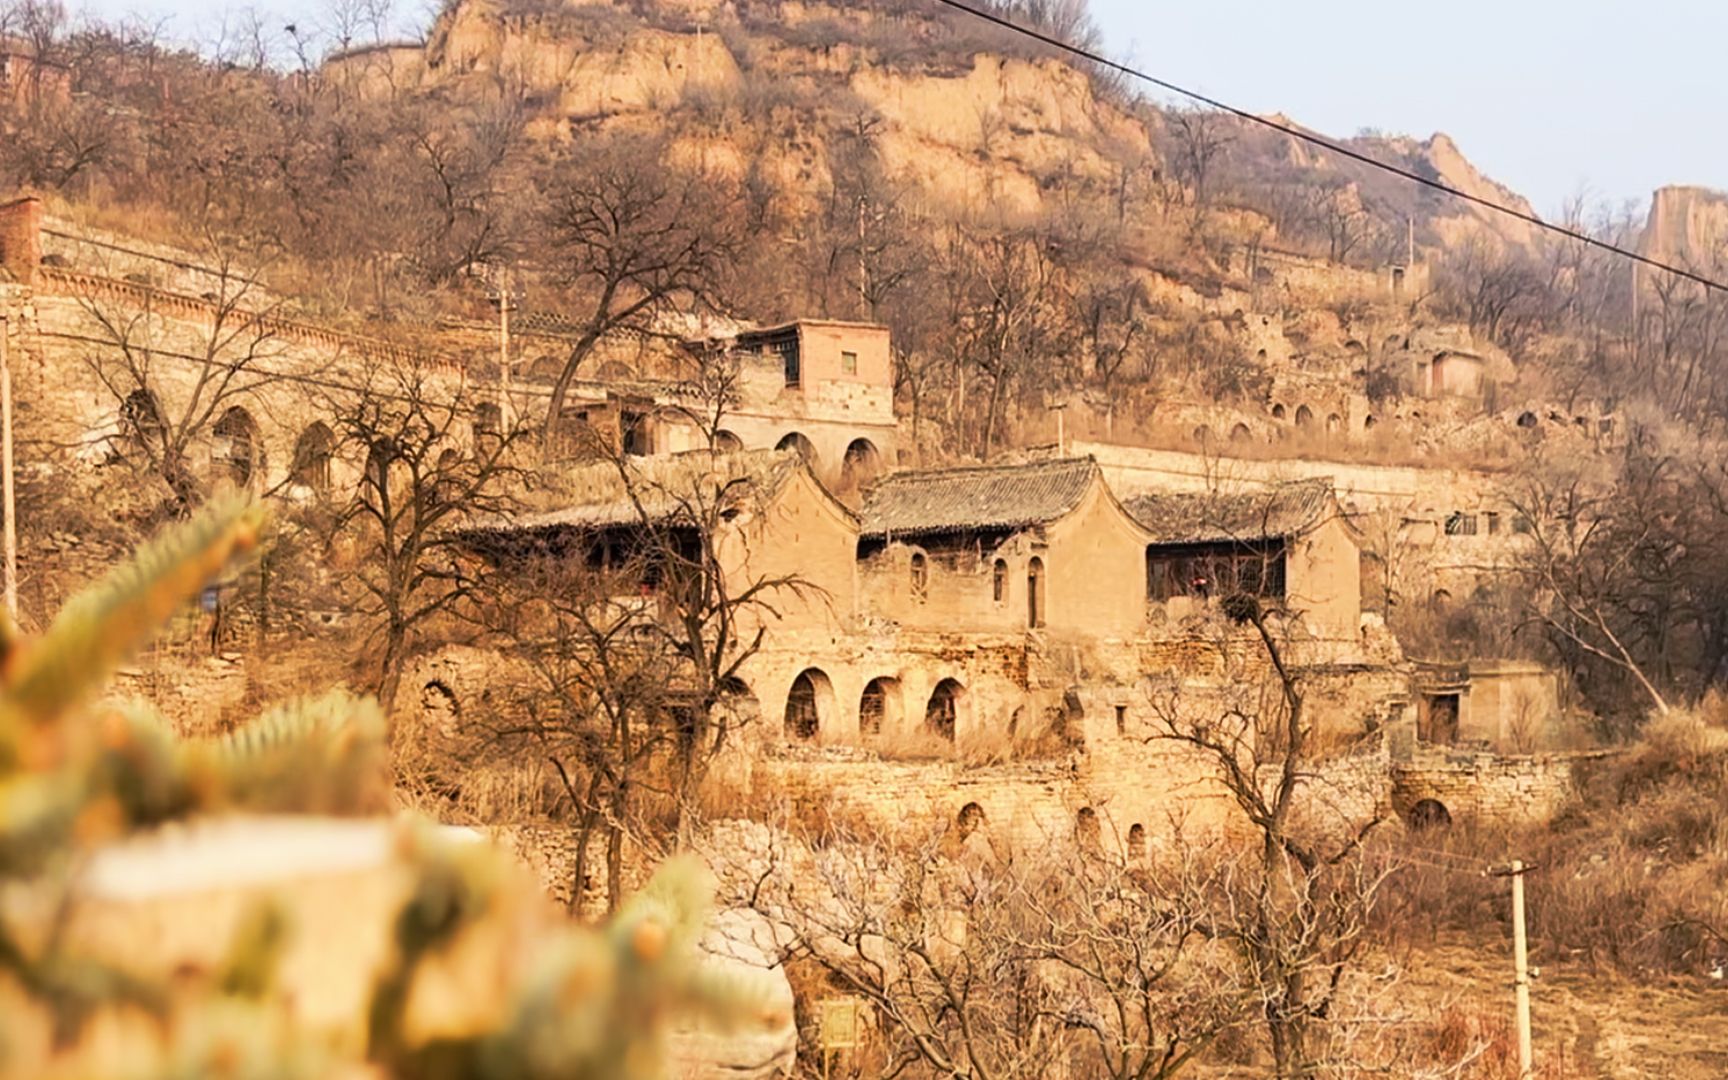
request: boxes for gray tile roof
[473,449,805,533]
[859,458,1100,539]
[1125,479,1336,545]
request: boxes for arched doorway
[840,438,881,491]
[776,432,817,466]
[420,680,460,737]
[925,678,966,742]
[121,388,165,459]
[1027,556,1046,628]
[212,407,260,488]
[859,676,902,738]
[1408,799,1452,830]
[1076,806,1101,850]
[290,422,335,495]
[784,668,834,742]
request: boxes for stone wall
[1389,747,1606,827]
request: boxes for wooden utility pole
[1492,859,1536,1077]
[1,315,16,622]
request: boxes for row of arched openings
[784,669,968,743]
[122,390,268,490]
[120,387,879,500]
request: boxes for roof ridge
[873,455,1097,485]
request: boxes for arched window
[290,422,335,495]
[212,407,259,488]
[957,802,985,838]
[910,551,928,601]
[713,429,743,452]
[1127,823,1146,861]
[925,678,965,742]
[1294,404,1314,428]
[1027,556,1045,628]
[1230,422,1251,442]
[784,669,832,742]
[776,432,817,466]
[992,558,1007,604]
[1271,403,1287,421]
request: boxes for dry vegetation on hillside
[6,0,1728,1075]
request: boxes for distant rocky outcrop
[1640,184,1728,269]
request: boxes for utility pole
[0,314,15,622]
[1491,859,1536,1078]
[857,195,870,315]
[495,267,513,429]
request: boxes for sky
[72,0,1728,216]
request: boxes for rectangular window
[841,350,858,375]
[1147,545,1286,602]
[776,339,801,387]
[621,411,651,457]
[1444,512,1478,536]
[1485,511,1501,535]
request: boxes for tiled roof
[1125,479,1336,545]
[859,458,1099,539]
[469,449,806,534]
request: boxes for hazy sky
[73,0,1728,215]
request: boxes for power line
[925,0,1728,294]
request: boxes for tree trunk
[377,617,409,711]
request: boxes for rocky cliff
[1641,184,1728,269]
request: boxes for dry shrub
[1370,827,1507,957]
[1424,1005,1521,1078]
[1521,699,1728,976]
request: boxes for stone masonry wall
[1389,747,1605,826]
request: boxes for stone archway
[859,676,903,738]
[924,678,968,742]
[784,668,835,742]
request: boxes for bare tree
[1145,592,1388,1077]
[466,448,815,907]
[746,821,1240,1080]
[75,238,303,517]
[324,359,526,703]
[1165,107,1234,234]
[538,136,741,439]
[1509,449,1675,717]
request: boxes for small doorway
[1419,693,1460,745]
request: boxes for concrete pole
[1,315,16,622]
[1511,859,1533,1077]
[498,273,512,429]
